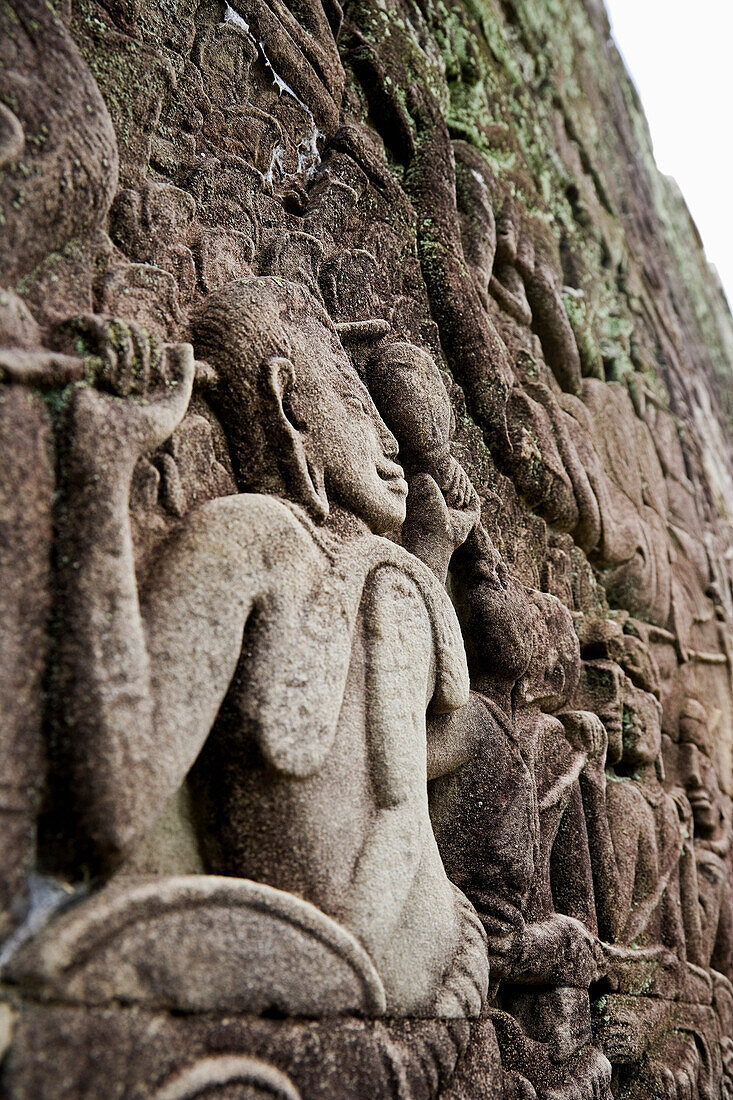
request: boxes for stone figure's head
[678,699,726,840]
[515,589,581,713]
[454,141,498,307]
[192,276,407,533]
[0,0,118,284]
[573,660,626,765]
[575,625,663,767]
[451,528,537,688]
[365,341,452,475]
[620,681,662,770]
[495,197,521,268]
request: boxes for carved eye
[346,395,370,416]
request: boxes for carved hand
[405,83,451,163]
[559,711,608,774]
[64,319,194,469]
[721,1036,733,1083]
[556,915,607,988]
[544,1045,613,1100]
[523,914,607,988]
[636,1040,699,1100]
[433,452,479,512]
[670,786,694,835]
[403,471,481,581]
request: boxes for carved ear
[265,356,329,522]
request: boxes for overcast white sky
[604,0,733,308]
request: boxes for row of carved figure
[0,1,731,1096]
[1,271,731,1099]
[0,0,721,653]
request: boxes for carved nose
[681,743,703,786]
[379,421,399,460]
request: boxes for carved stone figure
[677,699,733,1095]
[364,338,476,512]
[17,276,488,1024]
[346,74,515,451]
[426,545,611,1100]
[2,0,733,1095]
[0,0,118,288]
[677,699,733,978]
[578,675,688,977]
[575,665,723,1097]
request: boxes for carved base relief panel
[1,0,732,1096]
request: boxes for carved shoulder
[605,777,651,845]
[168,493,321,579]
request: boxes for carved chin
[380,489,408,529]
[692,804,716,831]
[370,506,407,535]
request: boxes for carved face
[621,683,662,767]
[0,2,119,285]
[679,739,723,837]
[193,277,407,532]
[495,203,519,266]
[515,590,580,711]
[295,328,408,533]
[574,662,626,765]
[457,184,496,294]
[459,573,538,683]
[454,142,497,299]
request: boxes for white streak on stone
[223,2,250,34]
[222,7,323,185]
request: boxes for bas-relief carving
[428,569,613,1100]
[1,0,733,1097]
[12,275,486,1024]
[570,639,727,1098]
[674,700,733,1097]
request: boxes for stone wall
[1,0,732,1096]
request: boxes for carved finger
[447,465,463,505]
[455,467,471,509]
[133,343,195,451]
[442,463,459,503]
[660,1067,676,1100]
[679,1070,694,1100]
[466,482,480,512]
[109,318,135,396]
[507,1073,537,1100]
[60,314,116,383]
[127,321,152,394]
